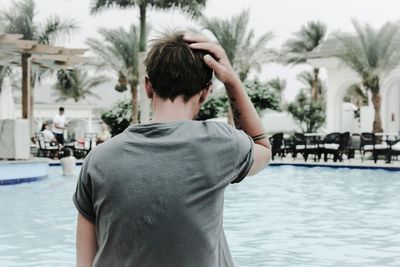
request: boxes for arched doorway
[334,78,360,132]
[382,79,400,133]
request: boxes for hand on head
[183,34,239,86]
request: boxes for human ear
[199,83,212,104]
[144,77,154,99]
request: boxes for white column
[325,69,342,132]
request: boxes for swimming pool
[0,166,399,266]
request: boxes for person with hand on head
[74,31,271,267]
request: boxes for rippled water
[0,166,399,266]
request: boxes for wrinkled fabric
[73,120,254,267]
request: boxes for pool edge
[269,162,400,171]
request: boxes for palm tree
[296,70,325,101]
[86,25,140,123]
[90,0,207,123]
[287,70,327,133]
[201,9,275,125]
[335,20,400,133]
[0,0,78,121]
[283,21,327,102]
[53,68,107,102]
[201,9,275,82]
[267,77,286,107]
[343,84,368,108]
[90,0,207,52]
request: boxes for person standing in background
[52,107,68,145]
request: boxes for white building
[12,81,130,140]
[307,38,400,134]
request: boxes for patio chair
[292,133,318,161]
[283,135,295,156]
[387,139,400,163]
[360,132,389,163]
[74,133,97,159]
[322,132,350,162]
[319,132,340,161]
[35,132,58,158]
[269,133,285,160]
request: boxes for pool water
[0,166,399,266]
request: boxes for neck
[151,96,197,123]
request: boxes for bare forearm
[225,77,270,149]
[77,214,97,267]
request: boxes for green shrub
[101,100,132,136]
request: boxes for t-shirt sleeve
[230,129,254,184]
[73,155,96,223]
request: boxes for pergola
[0,33,88,123]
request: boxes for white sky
[1,0,400,101]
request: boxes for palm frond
[335,19,400,88]
[85,24,140,90]
[90,0,206,17]
[267,77,286,92]
[1,0,38,40]
[37,16,79,44]
[201,9,275,81]
[283,20,327,65]
[53,68,104,102]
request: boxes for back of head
[41,122,48,131]
[144,31,213,102]
[63,148,73,157]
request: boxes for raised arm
[185,35,271,175]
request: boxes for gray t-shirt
[73,120,254,267]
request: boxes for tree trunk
[371,93,383,133]
[311,67,319,102]
[130,82,138,124]
[30,72,36,136]
[139,5,147,52]
[137,5,147,124]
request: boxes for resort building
[307,38,400,134]
[12,80,129,140]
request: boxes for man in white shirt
[52,107,68,145]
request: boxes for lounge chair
[322,132,350,162]
[74,133,97,158]
[387,139,400,163]
[292,133,319,161]
[35,132,58,158]
[269,133,285,160]
[360,132,389,163]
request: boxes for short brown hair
[144,32,212,102]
